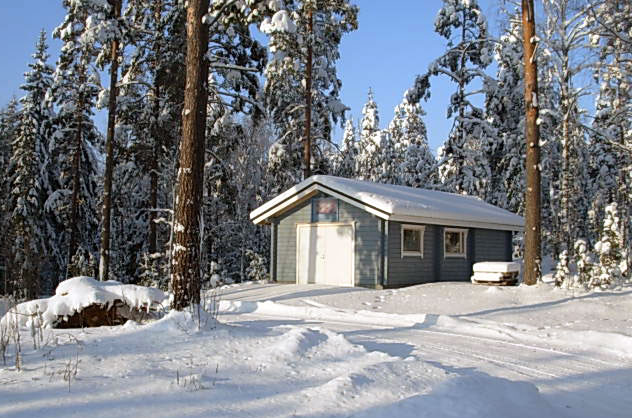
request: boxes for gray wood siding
[387,222,436,286]
[275,203,312,283]
[338,201,380,287]
[273,195,381,287]
[473,229,512,262]
[439,227,471,282]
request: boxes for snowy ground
[1,281,631,417]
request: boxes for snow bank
[354,374,559,418]
[1,276,167,328]
[220,299,427,328]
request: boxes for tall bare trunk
[170,0,210,310]
[99,0,122,282]
[522,0,542,285]
[149,0,163,255]
[303,8,313,180]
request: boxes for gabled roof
[250,175,524,231]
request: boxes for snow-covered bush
[574,239,595,288]
[139,252,169,291]
[593,203,624,288]
[555,203,628,290]
[553,250,570,287]
[67,247,97,279]
[245,250,269,282]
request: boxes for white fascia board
[251,181,391,225]
[250,179,315,222]
[389,214,524,232]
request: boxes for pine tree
[8,32,55,298]
[170,0,210,309]
[540,0,594,260]
[522,0,543,285]
[356,89,382,181]
[485,12,525,212]
[262,0,358,192]
[593,203,625,287]
[0,99,19,293]
[334,119,357,178]
[388,96,435,188]
[98,0,123,281]
[427,0,494,198]
[52,2,103,283]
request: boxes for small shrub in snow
[553,250,570,287]
[574,239,595,288]
[245,250,269,282]
[593,203,624,288]
[67,247,97,279]
[139,252,169,291]
[556,203,628,290]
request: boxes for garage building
[250,175,524,288]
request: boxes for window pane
[445,231,463,254]
[312,198,338,222]
[403,229,421,252]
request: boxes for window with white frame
[444,228,467,257]
[401,225,425,257]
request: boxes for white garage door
[296,223,354,286]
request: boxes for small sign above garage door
[296,223,354,286]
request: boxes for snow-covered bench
[471,262,521,286]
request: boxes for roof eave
[388,214,524,232]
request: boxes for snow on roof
[251,175,524,231]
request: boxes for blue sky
[0,0,500,153]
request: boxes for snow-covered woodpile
[1,277,167,329]
[471,262,521,286]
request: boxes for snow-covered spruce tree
[539,0,594,259]
[356,88,383,181]
[333,119,358,178]
[535,47,564,258]
[110,83,152,283]
[484,11,525,213]
[573,238,595,288]
[203,118,271,284]
[388,96,436,188]
[51,2,103,283]
[7,32,56,298]
[553,249,570,287]
[587,0,632,259]
[107,0,187,284]
[0,99,20,290]
[125,0,185,260]
[426,0,494,198]
[593,203,626,288]
[262,0,358,193]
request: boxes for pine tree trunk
[98,0,122,282]
[303,8,313,180]
[522,0,542,285]
[65,63,86,281]
[170,0,210,310]
[148,0,163,255]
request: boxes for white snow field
[1,281,631,418]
